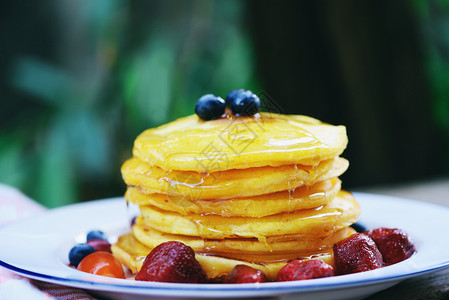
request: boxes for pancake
[133,113,348,172]
[126,178,341,218]
[111,233,337,281]
[210,250,334,264]
[122,156,348,200]
[139,191,360,241]
[113,110,358,282]
[132,221,353,254]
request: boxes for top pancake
[133,113,348,172]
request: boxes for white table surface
[354,177,449,207]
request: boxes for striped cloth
[0,184,96,300]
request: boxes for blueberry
[86,230,107,241]
[195,94,226,121]
[350,222,367,233]
[225,89,244,102]
[225,89,261,116]
[131,216,137,227]
[68,243,95,267]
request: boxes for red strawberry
[224,265,267,283]
[364,228,416,265]
[277,259,334,281]
[333,233,383,275]
[135,241,207,283]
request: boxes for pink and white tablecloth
[0,184,96,300]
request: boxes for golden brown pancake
[133,113,348,172]
[111,233,338,281]
[112,111,358,282]
[138,191,360,241]
[122,156,348,200]
[126,178,341,218]
[132,221,353,254]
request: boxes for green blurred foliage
[413,0,449,143]
[1,0,449,207]
[0,0,259,207]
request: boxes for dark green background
[1,0,448,207]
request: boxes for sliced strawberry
[224,265,267,283]
[135,241,207,283]
[364,228,416,265]
[277,259,334,281]
[333,233,383,275]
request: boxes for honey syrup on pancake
[137,192,360,240]
[133,113,347,172]
[122,157,349,200]
[132,221,352,254]
[192,251,331,265]
[112,106,358,280]
[162,170,207,189]
[125,177,343,218]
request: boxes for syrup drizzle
[122,113,353,275]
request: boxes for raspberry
[224,265,267,283]
[135,241,207,283]
[364,228,416,265]
[277,259,334,281]
[333,233,383,275]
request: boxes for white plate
[1,193,449,300]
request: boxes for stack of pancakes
[111,113,360,280]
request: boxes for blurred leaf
[66,109,112,179]
[429,53,449,128]
[410,0,430,17]
[11,57,73,104]
[435,0,449,10]
[2,0,258,207]
[0,135,26,188]
[123,37,174,128]
[212,32,255,96]
[412,0,449,142]
[80,0,122,32]
[35,121,77,208]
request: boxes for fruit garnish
[77,251,125,278]
[333,233,383,275]
[86,238,112,253]
[224,265,267,283]
[135,241,207,283]
[277,259,334,281]
[363,227,416,265]
[195,94,226,121]
[225,89,244,103]
[225,89,261,116]
[68,243,96,267]
[86,230,108,241]
[350,222,367,233]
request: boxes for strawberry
[135,241,207,283]
[277,259,334,281]
[224,265,267,283]
[364,228,416,265]
[333,233,383,275]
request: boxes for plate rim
[1,192,449,296]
